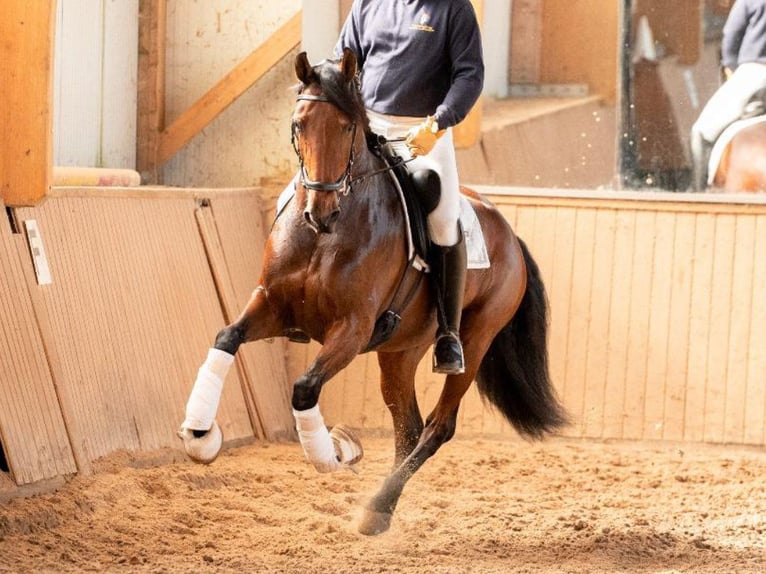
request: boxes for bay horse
[710,117,766,192]
[179,49,568,535]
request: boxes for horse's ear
[295,51,315,84]
[340,47,357,82]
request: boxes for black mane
[298,58,370,133]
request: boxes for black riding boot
[690,130,714,192]
[430,231,467,375]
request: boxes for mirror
[621,0,732,191]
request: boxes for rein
[292,93,413,193]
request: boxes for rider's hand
[724,67,733,80]
[406,116,445,157]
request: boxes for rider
[690,0,766,191]
[336,0,484,374]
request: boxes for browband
[296,94,331,103]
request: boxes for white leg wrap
[293,405,344,473]
[183,348,234,431]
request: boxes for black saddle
[369,136,431,263]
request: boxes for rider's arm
[721,0,750,71]
[432,2,485,129]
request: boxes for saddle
[368,134,431,265]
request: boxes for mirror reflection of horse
[709,92,766,192]
[180,49,568,535]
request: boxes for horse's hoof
[330,424,363,469]
[358,509,392,536]
[177,420,223,464]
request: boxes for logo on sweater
[410,12,435,33]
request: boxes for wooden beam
[156,11,302,167]
[136,0,167,182]
[0,2,56,206]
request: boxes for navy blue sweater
[335,0,484,128]
[722,0,766,69]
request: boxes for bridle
[291,92,415,194]
[292,93,357,194]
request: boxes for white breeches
[366,109,461,246]
[692,62,766,143]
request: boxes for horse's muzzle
[304,206,340,234]
[303,192,340,233]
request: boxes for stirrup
[433,331,465,375]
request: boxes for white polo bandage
[293,405,343,473]
[183,348,235,431]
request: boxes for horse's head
[292,49,368,234]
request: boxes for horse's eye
[344,124,354,134]
[293,121,303,134]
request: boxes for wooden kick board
[0,202,77,485]
[13,194,255,463]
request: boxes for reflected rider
[690,0,766,191]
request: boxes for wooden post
[136,0,167,183]
[509,0,543,85]
[0,1,56,206]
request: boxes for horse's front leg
[291,321,367,474]
[178,285,282,463]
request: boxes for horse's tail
[475,237,569,440]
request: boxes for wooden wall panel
[14,194,254,463]
[745,218,766,445]
[305,189,766,448]
[0,204,77,485]
[206,194,294,440]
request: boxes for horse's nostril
[327,209,340,226]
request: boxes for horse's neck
[350,147,401,224]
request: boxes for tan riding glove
[406,116,446,157]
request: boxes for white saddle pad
[460,196,490,269]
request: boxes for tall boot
[430,230,467,375]
[690,130,714,192]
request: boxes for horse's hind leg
[179,285,283,462]
[359,314,500,535]
[358,371,472,535]
[377,346,428,467]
